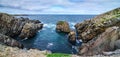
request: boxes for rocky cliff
[0,13,43,48]
[74,8,120,55]
[0,13,43,39]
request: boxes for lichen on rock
[56,21,70,33]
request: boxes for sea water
[16,15,95,54]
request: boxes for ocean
[16,15,96,54]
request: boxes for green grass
[57,21,65,25]
[47,53,71,57]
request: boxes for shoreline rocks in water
[56,21,70,33]
[68,31,76,45]
[74,7,120,56]
[0,13,43,48]
[0,13,43,39]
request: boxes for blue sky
[0,0,120,14]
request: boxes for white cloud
[0,0,120,14]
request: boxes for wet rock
[68,31,76,45]
[56,21,70,33]
[78,27,120,56]
[0,34,23,48]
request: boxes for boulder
[56,21,70,33]
[68,31,76,45]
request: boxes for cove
[16,15,95,54]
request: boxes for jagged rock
[75,8,120,43]
[0,34,23,48]
[68,31,76,45]
[0,13,43,39]
[56,21,70,33]
[19,23,43,39]
[78,27,120,56]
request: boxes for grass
[47,53,71,57]
[57,21,65,25]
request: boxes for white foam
[47,43,54,48]
[69,22,76,29]
[44,23,56,28]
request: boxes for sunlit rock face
[0,13,43,48]
[74,8,120,55]
[0,13,43,39]
[56,21,70,33]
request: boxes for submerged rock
[56,21,70,33]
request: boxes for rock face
[74,8,120,55]
[0,34,23,48]
[68,31,76,45]
[79,27,120,55]
[75,8,120,43]
[56,21,70,33]
[0,13,43,48]
[0,13,43,39]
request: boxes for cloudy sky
[0,0,120,14]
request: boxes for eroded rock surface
[74,8,120,55]
[0,34,23,48]
[0,13,43,39]
[79,27,120,56]
[56,21,70,33]
[75,8,120,43]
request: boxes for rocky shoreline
[0,7,120,57]
[0,13,43,48]
[73,8,120,56]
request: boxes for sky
[0,0,120,14]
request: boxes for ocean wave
[69,22,76,29]
[44,23,56,29]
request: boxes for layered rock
[56,21,70,33]
[68,31,76,45]
[74,8,120,55]
[75,8,120,43]
[0,34,23,48]
[79,27,120,55]
[0,13,43,39]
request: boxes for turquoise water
[16,15,95,54]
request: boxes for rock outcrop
[0,13,43,48]
[0,13,43,39]
[56,21,70,33]
[74,8,120,55]
[0,44,51,57]
[75,8,120,43]
[68,31,76,45]
[79,27,120,55]
[0,34,23,48]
